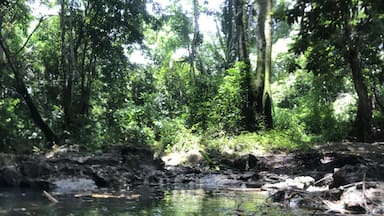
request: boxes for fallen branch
[314,174,332,185]
[338,181,377,190]
[43,190,59,203]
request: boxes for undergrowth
[155,127,314,155]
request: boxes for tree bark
[60,0,73,131]
[235,0,256,131]
[0,14,3,67]
[261,0,273,128]
[348,37,372,142]
[343,10,372,142]
[223,0,237,69]
[255,0,273,129]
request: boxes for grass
[157,128,314,157]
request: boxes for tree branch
[17,16,48,55]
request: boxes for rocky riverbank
[1,142,384,215]
[0,146,164,191]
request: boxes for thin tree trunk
[0,13,4,67]
[223,0,237,69]
[68,1,76,109]
[236,0,255,131]
[190,0,201,76]
[60,0,71,130]
[80,51,96,116]
[0,35,58,146]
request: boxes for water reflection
[0,187,309,215]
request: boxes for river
[0,186,314,216]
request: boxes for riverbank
[1,142,383,215]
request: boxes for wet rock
[237,172,259,181]
[0,145,166,190]
[90,165,130,187]
[271,190,286,202]
[120,146,164,170]
[52,177,97,193]
[294,152,322,168]
[339,186,367,214]
[0,165,21,186]
[245,181,263,188]
[321,153,365,171]
[84,154,121,166]
[330,165,366,188]
[20,159,53,178]
[262,176,315,191]
[198,174,238,187]
[233,154,258,171]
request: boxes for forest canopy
[0,0,383,153]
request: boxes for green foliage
[1,0,384,154]
[203,130,312,155]
[208,62,244,134]
[113,106,155,146]
[154,117,200,152]
[273,67,357,142]
[0,98,20,150]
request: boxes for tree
[254,0,273,129]
[55,0,152,140]
[0,1,59,145]
[234,0,256,131]
[288,0,384,141]
[221,0,274,131]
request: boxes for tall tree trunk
[223,0,238,69]
[189,0,202,79]
[255,0,273,129]
[80,50,96,116]
[235,0,256,131]
[68,1,76,110]
[60,0,72,131]
[343,11,372,142]
[0,13,4,67]
[262,0,273,128]
[0,35,58,146]
[348,37,372,141]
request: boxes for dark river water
[0,186,313,215]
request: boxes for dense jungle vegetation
[1,0,383,154]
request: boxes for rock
[271,190,286,202]
[0,165,22,186]
[52,177,97,193]
[295,152,322,168]
[233,154,258,171]
[262,176,314,191]
[198,174,238,187]
[340,186,367,214]
[20,159,53,178]
[84,154,120,166]
[330,165,366,188]
[321,153,364,171]
[120,146,164,170]
[90,165,130,187]
[237,172,259,181]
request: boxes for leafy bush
[154,118,200,152]
[208,63,244,134]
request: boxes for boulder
[233,154,258,171]
[0,165,22,186]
